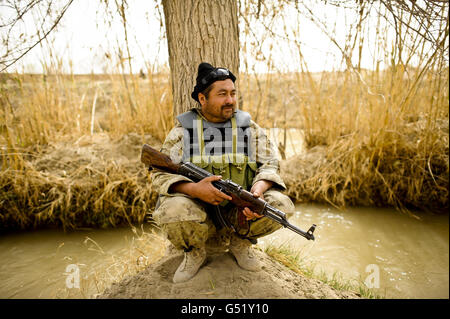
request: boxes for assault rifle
[141,144,316,241]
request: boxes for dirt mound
[98,246,360,299]
[281,146,327,182]
[33,132,161,176]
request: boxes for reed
[238,0,448,214]
[1,66,448,231]
[267,67,449,214]
[239,43,448,214]
[0,71,172,148]
[0,70,168,231]
[0,145,159,231]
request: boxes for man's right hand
[169,175,232,205]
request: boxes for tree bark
[162,0,240,118]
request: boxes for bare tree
[1,0,447,118]
[316,0,449,60]
[162,0,240,116]
[378,0,449,50]
[0,0,74,72]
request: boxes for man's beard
[221,104,235,119]
[201,101,235,122]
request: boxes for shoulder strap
[176,110,197,129]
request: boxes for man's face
[198,79,236,123]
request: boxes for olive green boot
[173,247,207,283]
[229,234,262,271]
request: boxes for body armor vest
[177,109,257,191]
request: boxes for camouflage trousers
[152,189,295,251]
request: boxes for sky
[1,0,433,74]
[2,0,167,73]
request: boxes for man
[151,62,294,283]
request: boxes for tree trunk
[162,0,239,118]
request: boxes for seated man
[151,62,294,283]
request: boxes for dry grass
[1,65,448,232]
[237,0,449,214]
[243,68,449,214]
[0,72,168,231]
[0,132,161,231]
[1,6,449,230]
[0,72,172,147]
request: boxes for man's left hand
[242,180,274,220]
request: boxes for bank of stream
[0,203,447,299]
[1,129,448,298]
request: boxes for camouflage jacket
[151,108,286,196]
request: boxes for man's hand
[242,180,274,220]
[170,178,273,218]
[169,176,232,205]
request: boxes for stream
[0,203,447,299]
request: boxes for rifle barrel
[284,222,315,241]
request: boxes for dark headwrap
[191,62,236,102]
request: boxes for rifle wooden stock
[228,190,266,213]
[141,144,181,174]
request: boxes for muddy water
[261,204,449,299]
[0,204,447,299]
[0,227,142,298]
